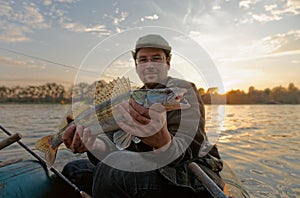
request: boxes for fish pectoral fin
[132,136,141,144]
[113,130,132,150]
[35,135,58,166]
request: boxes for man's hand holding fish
[62,122,103,154]
[117,99,171,150]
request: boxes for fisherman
[61,34,224,197]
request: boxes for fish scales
[35,77,191,166]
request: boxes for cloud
[266,30,300,54]
[0,1,50,42]
[291,59,300,64]
[0,21,32,42]
[217,30,300,63]
[140,14,159,22]
[54,0,80,3]
[287,0,300,8]
[113,11,128,25]
[268,0,300,17]
[101,6,130,33]
[0,56,46,69]
[0,1,13,17]
[0,56,45,69]
[0,56,28,67]
[1,3,49,29]
[239,0,300,24]
[189,27,300,66]
[239,0,262,9]
[60,21,110,36]
[41,0,52,6]
[0,0,92,43]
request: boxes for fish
[35,77,191,166]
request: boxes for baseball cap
[133,34,172,58]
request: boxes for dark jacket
[88,76,224,192]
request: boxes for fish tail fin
[35,135,57,166]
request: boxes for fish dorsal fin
[111,77,131,98]
[94,77,131,105]
[94,79,112,105]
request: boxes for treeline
[0,83,68,103]
[201,83,300,104]
[0,80,106,104]
[0,82,299,104]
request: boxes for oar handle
[80,191,93,198]
[0,125,93,198]
[0,133,22,150]
[188,162,228,198]
[0,125,47,166]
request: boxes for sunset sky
[0,0,299,93]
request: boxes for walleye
[35,77,191,166]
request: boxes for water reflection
[214,105,300,198]
[0,104,299,197]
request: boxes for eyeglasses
[136,55,165,64]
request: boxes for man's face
[135,48,170,88]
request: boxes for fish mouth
[165,95,191,111]
[174,95,190,108]
[179,99,191,109]
[169,88,191,110]
[175,95,183,102]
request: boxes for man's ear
[132,50,138,66]
[131,50,136,59]
[166,56,171,69]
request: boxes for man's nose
[144,62,155,68]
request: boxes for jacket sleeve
[153,78,207,166]
[167,81,206,165]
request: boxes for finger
[62,123,76,139]
[118,103,161,137]
[128,104,150,125]
[82,128,95,147]
[61,123,76,147]
[128,100,150,124]
[118,118,158,138]
[70,126,84,152]
[130,99,149,117]
[117,121,140,136]
[76,125,84,137]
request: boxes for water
[0,104,86,168]
[0,104,299,197]
[207,105,300,198]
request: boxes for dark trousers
[62,159,95,195]
[62,153,212,198]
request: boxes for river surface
[0,104,299,198]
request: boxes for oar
[0,125,92,198]
[188,162,228,198]
[0,133,22,150]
